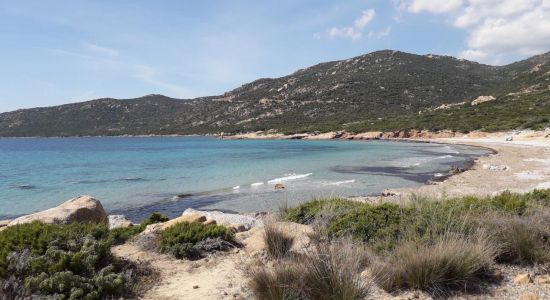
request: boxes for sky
[1,0,549,113]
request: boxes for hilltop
[1,50,549,137]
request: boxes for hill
[1,50,549,137]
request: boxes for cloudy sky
[1,0,549,112]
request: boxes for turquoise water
[0,137,491,221]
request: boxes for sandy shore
[381,132,550,202]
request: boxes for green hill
[1,50,549,137]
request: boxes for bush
[160,221,235,259]
[483,211,550,264]
[264,223,294,259]
[248,238,370,300]
[373,232,497,297]
[0,221,146,299]
[140,212,170,230]
[283,198,364,224]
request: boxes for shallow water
[0,137,491,221]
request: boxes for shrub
[160,221,235,259]
[248,238,370,300]
[0,221,146,299]
[140,212,170,230]
[283,198,364,224]
[264,223,294,259]
[373,232,497,297]
[483,211,550,264]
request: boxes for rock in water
[8,195,107,226]
[108,215,133,229]
[274,183,285,190]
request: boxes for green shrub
[373,232,497,297]
[0,221,146,299]
[160,221,235,259]
[140,212,170,230]
[283,198,364,224]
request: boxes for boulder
[182,208,261,232]
[513,273,533,285]
[274,183,285,190]
[8,196,107,226]
[159,213,207,230]
[471,95,496,105]
[108,215,133,230]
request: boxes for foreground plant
[160,221,236,260]
[264,222,295,259]
[0,221,150,299]
[373,232,497,297]
[248,237,370,300]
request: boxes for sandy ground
[397,133,550,199]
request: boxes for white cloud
[328,9,376,40]
[399,0,550,64]
[407,0,463,13]
[369,27,392,39]
[85,43,119,57]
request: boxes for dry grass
[372,232,497,297]
[247,237,370,300]
[264,222,295,259]
[483,210,550,264]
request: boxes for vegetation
[267,189,550,296]
[0,221,149,299]
[1,51,549,137]
[372,232,497,296]
[248,238,370,300]
[160,221,235,260]
[263,222,295,259]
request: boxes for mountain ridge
[1,50,549,137]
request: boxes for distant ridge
[1,50,549,137]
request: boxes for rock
[506,136,514,141]
[159,213,207,230]
[8,196,107,226]
[535,274,550,284]
[203,219,217,226]
[182,208,261,232]
[193,285,199,289]
[518,293,540,300]
[483,164,510,171]
[381,189,396,197]
[108,215,133,230]
[471,95,496,106]
[0,220,11,228]
[229,224,247,233]
[513,273,533,285]
[274,183,285,190]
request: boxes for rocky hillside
[1,50,549,137]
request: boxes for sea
[0,137,492,222]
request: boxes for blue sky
[1,0,549,112]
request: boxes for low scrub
[373,232,497,297]
[484,211,550,264]
[0,221,149,299]
[248,238,370,300]
[160,221,235,259]
[264,223,294,259]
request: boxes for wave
[116,177,147,182]
[268,173,312,184]
[326,179,355,186]
[233,185,240,190]
[251,182,264,187]
[436,155,454,159]
[442,146,460,154]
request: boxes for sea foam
[268,173,312,184]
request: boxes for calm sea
[0,137,491,221]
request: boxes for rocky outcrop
[108,215,133,229]
[181,208,261,232]
[8,195,107,226]
[471,95,496,105]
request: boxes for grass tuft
[264,223,294,259]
